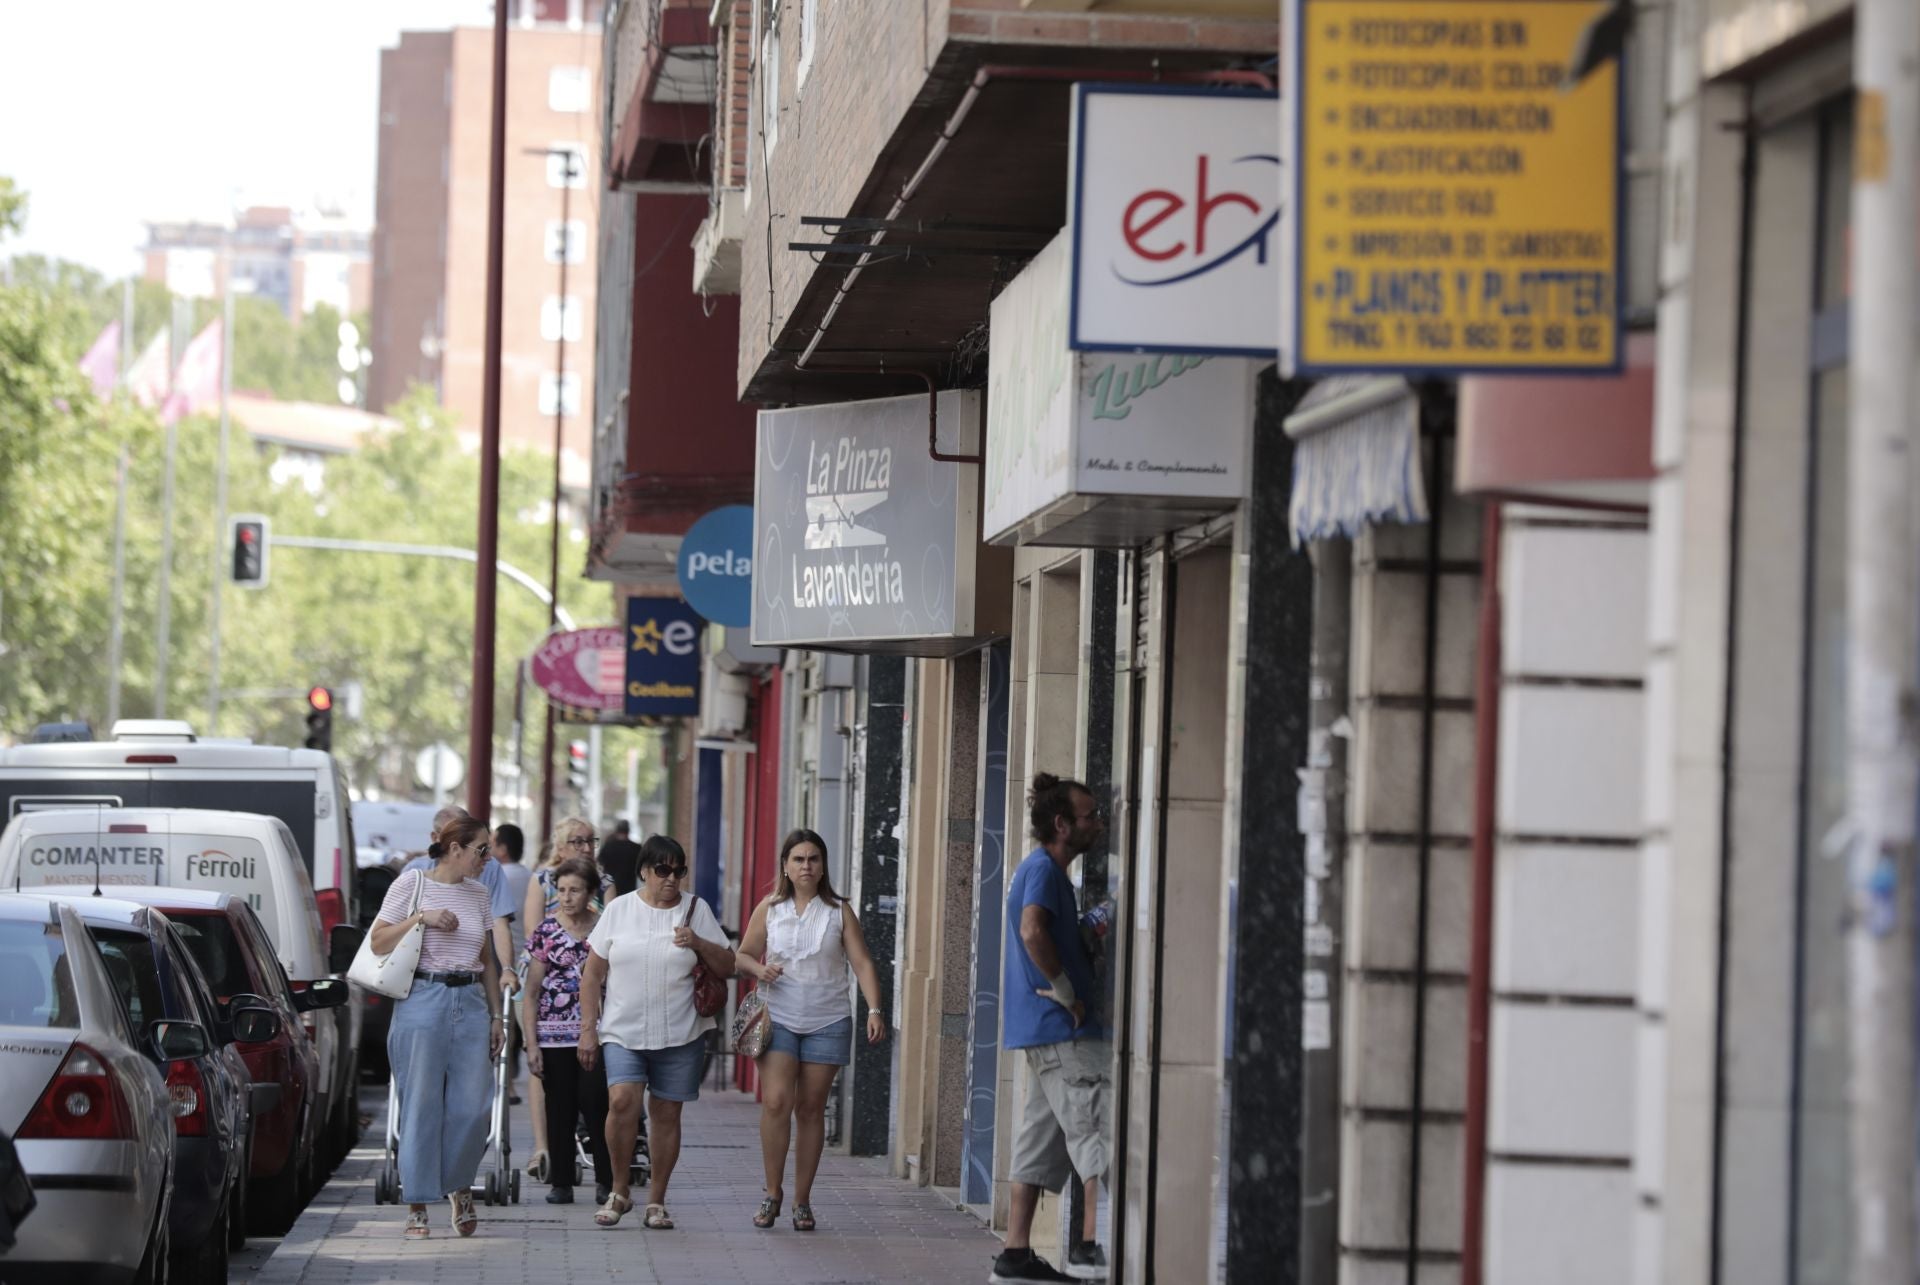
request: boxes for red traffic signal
[307,686,333,713]
[230,515,269,587]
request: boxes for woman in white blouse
[734,828,887,1232]
[577,834,734,1230]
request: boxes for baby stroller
[373,984,521,1207]
[536,1084,649,1191]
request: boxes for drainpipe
[793,63,1275,373]
[1461,503,1502,1285]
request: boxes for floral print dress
[526,915,596,1048]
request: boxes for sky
[0,1,494,276]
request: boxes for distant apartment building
[367,0,604,462]
[142,205,372,318]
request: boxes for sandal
[791,1203,816,1232]
[526,1150,549,1183]
[450,1191,478,1237]
[404,1209,430,1240]
[753,1194,782,1228]
[643,1203,674,1229]
[594,1192,633,1227]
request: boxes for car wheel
[133,1208,170,1285]
[175,1204,229,1285]
[251,1144,303,1237]
[228,1160,249,1251]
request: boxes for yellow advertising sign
[1294,0,1621,373]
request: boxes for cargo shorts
[1008,1038,1112,1193]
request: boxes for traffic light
[567,740,588,794]
[304,686,333,752]
[230,515,269,587]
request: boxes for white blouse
[586,893,729,1051]
[761,896,850,1036]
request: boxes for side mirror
[293,978,350,1013]
[151,1020,211,1062]
[328,924,365,975]
[230,1006,282,1045]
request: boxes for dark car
[43,894,279,1284]
[100,887,343,1236]
[355,861,403,1079]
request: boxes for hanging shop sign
[624,597,703,719]
[1285,0,1623,375]
[989,232,1255,548]
[530,627,627,714]
[676,504,755,628]
[1068,83,1282,357]
[752,390,1010,656]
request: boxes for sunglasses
[565,835,597,848]
[649,863,689,879]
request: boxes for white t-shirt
[586,892,729,1051]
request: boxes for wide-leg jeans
[389,978,492,1204]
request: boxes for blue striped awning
[1284,376,1428,547]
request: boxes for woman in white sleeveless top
[735,828,887,1232]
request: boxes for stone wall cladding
[734,0,1278,397]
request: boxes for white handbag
[346,870,426,1000]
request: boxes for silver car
[0,894,173,1284]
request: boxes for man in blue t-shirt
[993,773,1112,1285]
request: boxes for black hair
[493,823,525,861]
[772,828,842,907]
[427,814,489,860]
[1028,772,1091,847]
[638,833,688,876]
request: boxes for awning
[1284,376,1428,547]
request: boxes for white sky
[0,1,494,276]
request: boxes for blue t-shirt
[1002,849,1103,1050]
[403,854,516,921]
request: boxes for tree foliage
[0,179,658,822]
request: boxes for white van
[0,720,359,931]
[0,806,366,1143]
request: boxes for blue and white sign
[676,504,754,628]
[624,597,703,719]
[1068,83,1281,357]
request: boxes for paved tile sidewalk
[256,1080,1003,1284]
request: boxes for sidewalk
[253,1079,1005,1284]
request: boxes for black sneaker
[989,1249,1075,1283]
[545,1185,574,1205]
[1066,1243,1108,1280]
[595,1183,611,1206]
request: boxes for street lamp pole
[207,276,238,733]
[467,0,511,822]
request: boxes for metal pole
[588,723,604,827]
[1846,0,1920,1279]
[105,446,129,728]
[467,0,510,822]
[154,297,189,719]
[207,284,234,733]
[626,747,641,835]
[538,151,575,845]
[513,660,528,825]
[265,535,577,628]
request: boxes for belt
[414,970,481,987]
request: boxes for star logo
[630,619,664,655]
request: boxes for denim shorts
[766,1016,853,1067]
[602,1036,706,1101]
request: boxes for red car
[102,887,347,1235]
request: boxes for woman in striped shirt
[372,813,505,1240]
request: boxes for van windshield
[16,829,276,914]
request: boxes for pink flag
[125,329,171,408]
[77,321,121,397]
[159,319,223,426]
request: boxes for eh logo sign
[624,596,702,718]
[1116,153,1281,287]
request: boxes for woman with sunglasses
[370,814,505,1240]
[734,828,887,1232]
[520,816,617,1183]
[578,835,733,1229]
